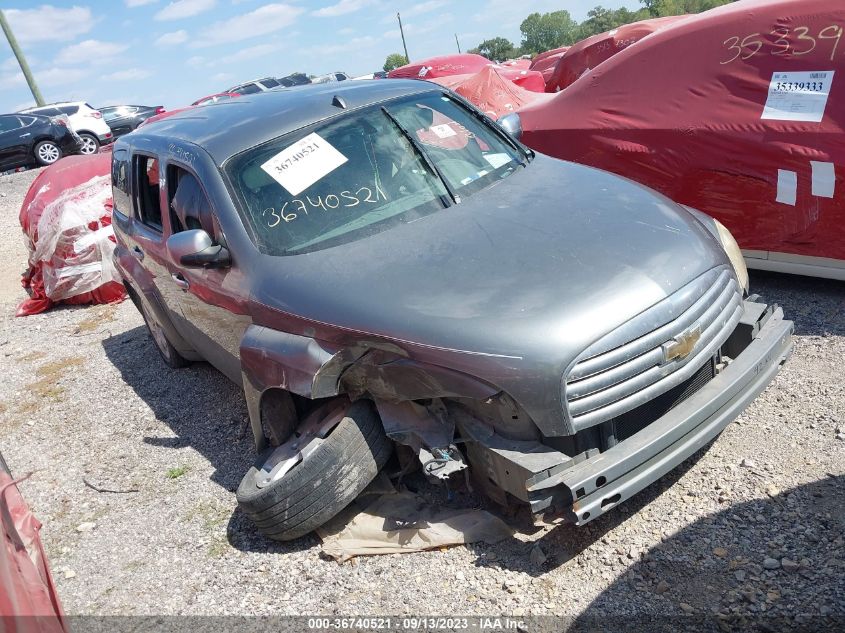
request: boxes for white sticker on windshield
[260,132,348,196]
[484,153,512,169]
[761,71,834,123]
[430,123,457,138]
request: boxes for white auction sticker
[431,123,457,138]
[761,71,834,123]
[260,132,348,196]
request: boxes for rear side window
[0,116,21,132]
[35,107,62,117]
[261,78,280,88]
[112,150,131,218]
[134,155,163,231]
[58,105,79,116]
[235,83,261,95]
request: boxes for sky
[0,0,640,112]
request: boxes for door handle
[131,245,144,260]
[171,273,190,290]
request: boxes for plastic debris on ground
[317,474,513,562]
[518,0,845,265]
[388,53,546,92]
[431,66,554,119]
[17,153,125,316]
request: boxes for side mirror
[498,113,522,141]
[166,229,231,268]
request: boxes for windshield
[226,92,526,255]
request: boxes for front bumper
[528,302,793,525]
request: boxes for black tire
[34,140,62,166]
[78,133,100,155]
[138,296,190,369]
[237,399,392,541]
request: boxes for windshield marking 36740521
[227,91,525,255]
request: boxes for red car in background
[191,92,241,106]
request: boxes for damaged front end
[241,269,792,529]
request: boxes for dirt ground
[0,168,843,628]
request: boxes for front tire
[34,141,62,166]
[237,399,392,541]
[78,133,99,155]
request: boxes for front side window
[134,155,163,231]
[225,92,526,255]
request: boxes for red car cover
[431,66,554,119]
[499,58,532,70]
[546,15,690,93]
[388,53,546,92]
[519,0,845,268]
[17,153,125,316]
[529,46,570,86]
[1,461,66,633]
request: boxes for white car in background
[18,102,113,154]
[225,77,283,95]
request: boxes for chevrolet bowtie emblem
[662,325,701,363]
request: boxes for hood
[251,154,728,361]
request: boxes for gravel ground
[0,168,843,628]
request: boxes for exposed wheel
[78,133,99,155]
[237,398,392,541]
[34,141,61,166]
[138,296,189,368]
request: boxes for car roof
[133,79,440,164]
[227,77,277,89]
[20,101,87,111]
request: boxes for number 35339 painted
[721,24,843,65]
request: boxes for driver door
[161,163,251,384]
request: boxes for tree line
[384,0,735,70]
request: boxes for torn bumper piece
[528,305,793,525]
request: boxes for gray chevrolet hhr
[111,80,793,540]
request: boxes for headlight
[683,206,748,294]
[713,219,749,294]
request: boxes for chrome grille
[565,266,742,432]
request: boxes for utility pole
[0,9,44,106]
[397,12,410,64]
[455,33,461,54]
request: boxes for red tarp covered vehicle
[545,15,689,93]
[519,0,845,280]
[431,66,554,119]
[1,453,66,633]
[18,152,125,316]
[388,53,546,92]
[529,46,570,86]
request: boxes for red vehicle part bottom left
[1,452,67,633]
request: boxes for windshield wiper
[381,106,459,206]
